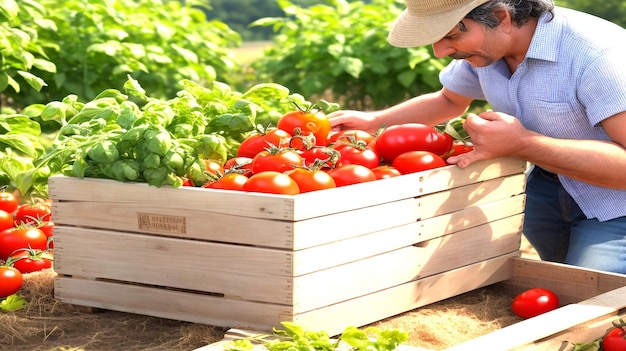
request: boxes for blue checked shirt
[440,7,626,221]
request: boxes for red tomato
[329,129,376,146]
[243,171,300,195]
[10,248,53,274]
[392,151,448,174]
[204,160,225,176]
[277,107,331,146]
[15,202,52,225]
[511,288,560,319]
[371,166,402,179]
[376,123,454,163]
[38,220,55,249]
[0,209,14,232]
[224,157,253,176]
[327,164,377,187]
[0,265,22,298]
[237,128,291,158]
[299,146,339,169]
[450,143,474,157]
[287,168,336,193]
[203,173,249,191]
[0,227,48,261]
[0,191,19,213]
[602,325,626,351]
[337,144,380,169]
[251,149,304,174]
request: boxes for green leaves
[223,322,409,351]
[2,0,242,107]
[251,0,450,109]
[2,76,317,197]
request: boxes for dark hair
[466,0,555,28]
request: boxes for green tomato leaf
[0,294,28,312]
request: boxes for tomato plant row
[183,107,474,195]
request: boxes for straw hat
[388,0,491,48]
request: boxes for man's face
[432,19,503,67]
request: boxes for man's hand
[447,111,531,168]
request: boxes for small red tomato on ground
[0,191,19,213]
[0,227,49,261]
[602,324,626,351]
[327,164,377,187]
[0,265,23,298]
[243,171,300,195]
[511,288,560,319]
[10,248,53,274]
[392,150,448,174]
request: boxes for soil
[0,239,539,351]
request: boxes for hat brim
[387,0,489,48]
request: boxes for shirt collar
[526,8,564,62]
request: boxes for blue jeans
[523,167,626,274]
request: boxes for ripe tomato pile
[0,190,54,299]
[184,107,473,195]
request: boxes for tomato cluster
[183,111,471,195]
[0,190,54,299]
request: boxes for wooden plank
[292,215,522,311]
[53,252,518,337]
[500,257,626,305]
[293,195,525,271]
[292,253,518,336]
[49,157,526,221]
[509,312,626,351]
[50,175,524,250]
[53,226,295,304]
[446,286,626,351]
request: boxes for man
[328,0,626,274]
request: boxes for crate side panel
[53,201,296,248]
[53,227,294,304]
[53,277,293,331]
[292,173,525,250]
[415,173,525,220]
[293,253,518,337]
[290,157,528,220]
[55,253,516,336]
[501,257,626,304]
[293,195,526,275]
[292,215,523,311]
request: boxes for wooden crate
[49,157,528,336]
[447,257,626,351]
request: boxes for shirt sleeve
[439,60,486,100]
[577,46,626,126]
